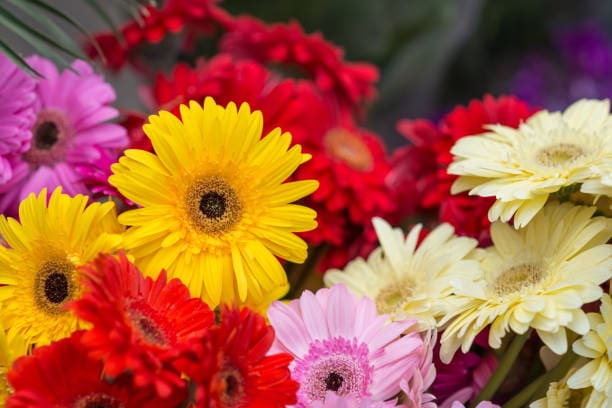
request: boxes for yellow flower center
[535,143,585,167]
[324,128,373,172]
[375,279,415,315]
[34,259,75,315]
[185,176,243,235]
[491,263,545,296]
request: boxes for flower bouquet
[0,1,610,407]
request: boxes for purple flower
[0,56,127,215]
[0,54,36,185]
[267,284,431,407]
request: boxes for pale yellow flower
[439,202,612,363]
[449,99,612,228]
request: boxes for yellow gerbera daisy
[109,98,318,309]
[448,99,612,228]
[0,187,123,348]
[323,217,480,329]
[439,202,612,363]
[567,294,612,407]
[0,325,28,405]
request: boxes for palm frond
[0,0,157,75]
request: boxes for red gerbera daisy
[6,331,185,408]
[220,16,379,115]
[391,95,538,243]
[86,0,232,72]
[70,253,215,398]
[175,306,298,408]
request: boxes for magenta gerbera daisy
[0,56,127,215]
[0,54,36,187]
[267,284,427,407]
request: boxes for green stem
[503,349,579,408]
[471,330,532,407]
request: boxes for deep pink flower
[0,54,36,186]
[0,57,127,215]
[268,284,427,407]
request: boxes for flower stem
[471,329,532,407]
[502,349,579,408]
[287,244,327,298]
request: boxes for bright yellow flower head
[449,99,612,228]
[439,202,612,363]
[0,187,123,348]
[0,325,28,405]
[109,98,318,309]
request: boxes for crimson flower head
[71,252,216,398]
[220,16,379,115]
[6,331,185,408]
[175,306,298,408]
[390,95,538,244]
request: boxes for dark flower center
[324,372,344,391]
[185,176,242,235]
[34,259,75,314]
[34,121,60,150]
[136,316,167,346]
[127,306,171,347]
[44,272,69,303]
[199,192,227,219]
[220,366,245,407]
[73,393,125,408]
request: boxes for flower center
[219,365,245,407]
[34,259,75,314]
[23,109,73,166]
[72,392,125,408]
[127,303,171,347]
[535,143,585,167]
[293,337,373,405]
[185,176,242,235]
[375,279,415,315]
[491,263,545,296]
[323,128,374,172]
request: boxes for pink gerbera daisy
[267,284,427,407]
[0,54,36,185]
[0,56,127,215]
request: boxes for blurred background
[4,0,612,147]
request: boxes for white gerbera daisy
[323,217,481,329]
[567,294,612,407]
[439,202,612,363]
[448,99,612,228]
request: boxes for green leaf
[0,3,85,60]
[0,39,42,76]
[19,0,106,63]
[83,0,124,43]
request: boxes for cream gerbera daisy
[567,294,612,407]
[323,217,481,329]
[439,202,612,363]
[449,99,612,228]
[530,369,591,408]
[0,187,123,348]
[109,98,318,309]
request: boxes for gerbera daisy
[566,293,612,407]
[71,252,215,397]
[532,369,592,408]
[0,326,28,405]
[323,217,480,328]
[220,16,379,114]
[311,392,401,407]
[439,202,612,363]
[0,187,123,347]
[448,98,612,228]
[109,98,318,308]
[0,54,36,185]
[0,56,127,216]
[6,331,185,408]
[174,306,298,407]
[267,284,426,407]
